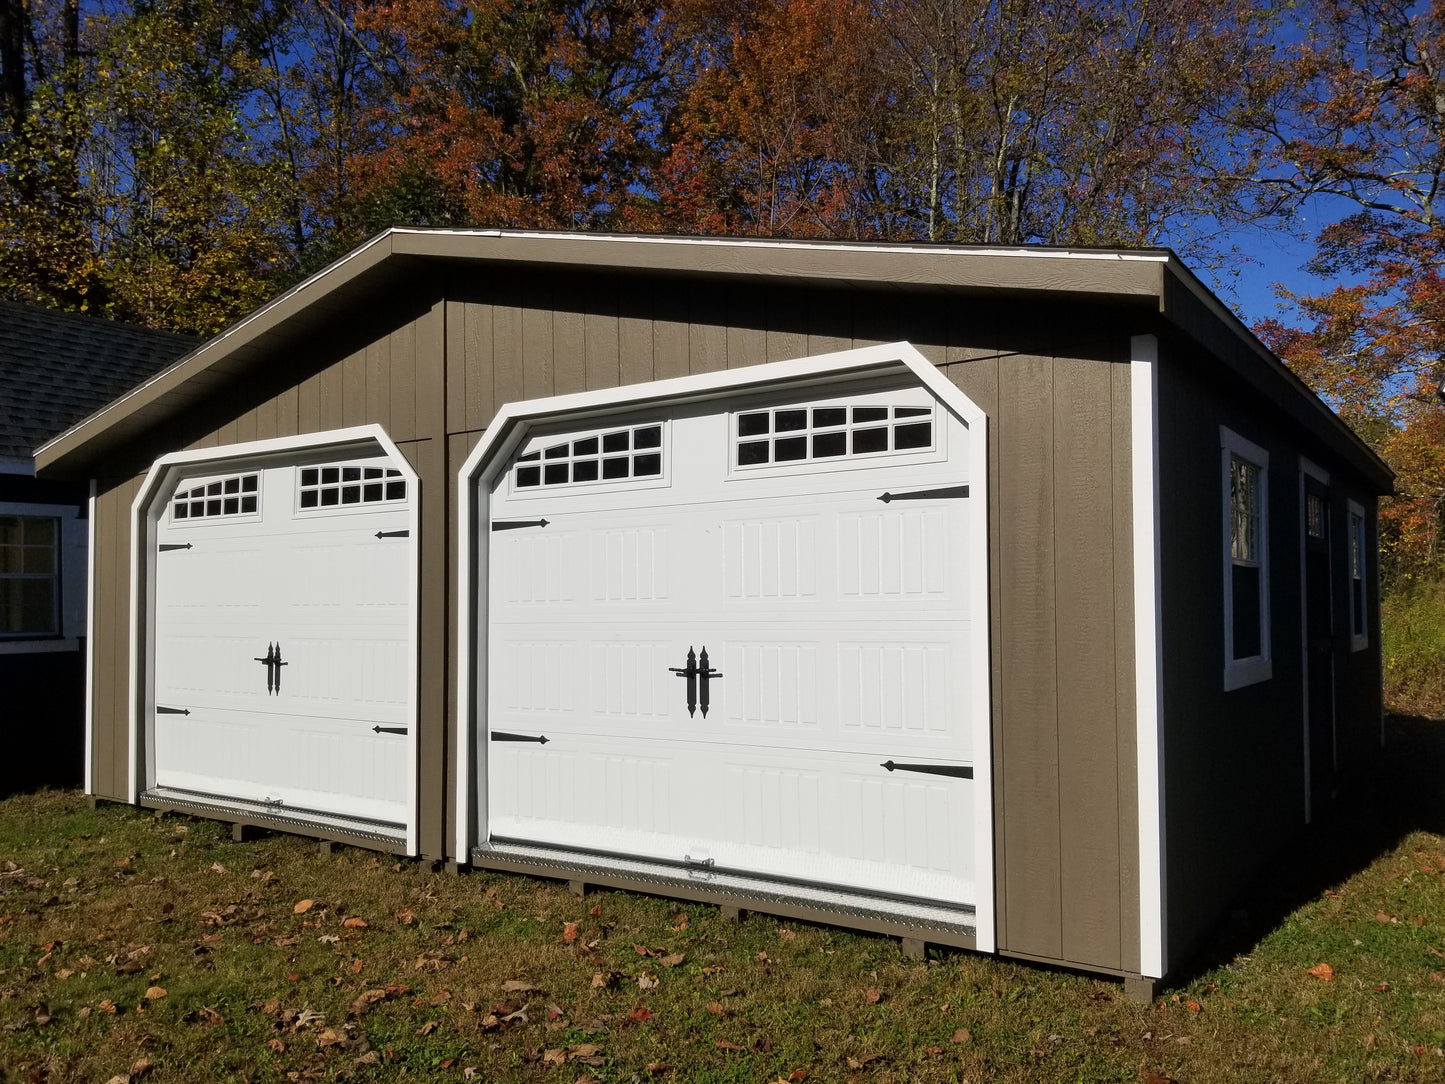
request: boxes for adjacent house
[1,301,193,794]
[33,230,1392,995]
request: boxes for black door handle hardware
[159,542,193,552]
[670,646,723,718]
[375,529,409,539]
[491,731,549,743]
[876,485,969,503]
[492,519,550,531]
[880,760,973,779]
[372,725,408,735]
[156,705,190,716]
[254,642,289,695]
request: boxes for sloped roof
[29,229,1393,491]
[0,301,195,460]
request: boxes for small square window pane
[893,422,932,449]
[364,483,383,502]
[633,453,661,476]
[322,467,339,484]
[894,406,931,418]
[300,490,319,508]
[364,467,383,480]
[341,485,361,504]
[774,436,808,462]
[519,451,541,463]
[573,437,599,456]
[633,426,662,449]
[813,431,847,457]
[572,460,599,482]
[738,440,770,466]
[812,407,846,428]
[516,466,541,488]
[207,481,223,496]
[206,499,222,516]
[21,544,52,573]
[320,489,339,507]
[23,518,55,546]
[852,406,888,423]
[224,477,240,494]
[775,409,807,432]
[223,497,239,515]
[300,468,318,486]
[852,427,889,454]
[603,431,630,453]
[602,456,630,479]
[2,579,54,635]
[738,412,771,437]
[243,474,258,492]
[342,466,362,481]
[241,495,258,513]
[0,518,20,546]
[190,501,204,517]
[545,443,570,460]
[0,546,18,575]
[174,504,189,519]
[385,481,406,500]
[545,463,569,485]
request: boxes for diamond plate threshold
[141,787,405,849]
[473,840,977,941]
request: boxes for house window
[1222,428,1271,689]
[0,515,59,637]
[1348,500,1368,651]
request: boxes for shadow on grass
[1170,712,1445,987]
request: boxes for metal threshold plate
[142,787,405,848]
[473,839,977,937]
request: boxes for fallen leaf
[629,1007,652,1022]
[1307,962,1335,982]
[950,1027,972,1043]
[348,989,390,1016]
[317,934,340,944]
[268,1038,286,1053]
[646,1063,672,1075]
[316,1027,346,1047]
[1185,1000,1202,1012]
[293,900,314,914]
[417,1020,440,1036]
[786,1072,808,1082]
[589,904,603,918]
[1375,911,1396,923]
[342,917,367,929]
[396,909,415,925]
[715,1039,744,1052]
[544,1049,567,1067]
[287,972,301,982]
[670,913,686,930]
[130,1057,154,1078]
[350,959,363,974]
[1141,1072,1177,1084]
[925,1047,943,1056]
[429,990,451,1006]
[637,973,658,989]
[848,1054,884,1069]
[502,980,537,993]
[54,969,73,980]
[209,862,225,874]
[863,988,883,1004]
[659,953,685,968]
[143,986,166,1000]
[591,972,616,989]
[705,1002,725,1016]
[779,928,797,942]
[563,923,580,943]
[1375,982,1392,992]
[633,944,651,956]
[355,1051,380,1066]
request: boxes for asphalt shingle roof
[0,301,195,460]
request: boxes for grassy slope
[2,721,1445,1083]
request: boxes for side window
[1222,427,1271,689]
[0,515,59,638]
[1348,499,1368,651]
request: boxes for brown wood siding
[91,474,145,800]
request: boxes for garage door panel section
[152,452,414,833]
[486,378,981,912]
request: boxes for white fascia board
[85,479,97,795]
[454,342,995,951]
[1131,335,1167,980]
[128,425,423,854]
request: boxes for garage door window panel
[734,402,935,470]
[511,423,666,491]
[171,473,260,522]
[298,464,406,511]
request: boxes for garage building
[36,230,1393,995]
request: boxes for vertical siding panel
[618,305,654,386]
[234,407,258,445]
[727,285,766,368]
[319,359,344,431]
[92,486,119,797]
[466,302,496,431]
[764,284,806,362]
[112,477,142,799]
[298,372,322,433]
[390,321,418,442]
[689,291,727,374]
[367,337,389,429]
[652,281,689,381]
[446,301,467,433]
[804,289,853,357]
[584,306,620,392]
[522,295,554,400]
[553,303,587,396]
[275,383,299,438]
[493,290,525,411]
[1053,358,1121,969]
[253,394,279,441]
[415,302,446,444]
[215,417,239,447]
[998,353,1061,960]
[1113,359,1142,976]
[342,346,368,428]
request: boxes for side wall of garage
[440,266,1144,976]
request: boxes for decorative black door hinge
[491,731,549,743]
[156,705,190,716]
[670,646,723,718]
[254,642,289,695]
[880,760,973,779]
[492,519,550,531]
[372,725,408,735]
[375,529,409,539]
[876,485,969,503]
[159,543,193,552]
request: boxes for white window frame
[0,500,86,654]
[1221,427,1271,690]
[1347,499,1368,652]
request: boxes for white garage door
[152,455,413,831]
[486,381,980,905]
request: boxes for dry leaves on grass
[342,916,367,929]
[1307,962,1335,982]
[637,972,659,989]
[950,1028,971,1043]
[293,899,315,914]
[142,986,166,1000]
[848,1053,884,1070]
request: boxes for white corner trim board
[127,425,422,854]
[455,341,995,952]
[1131,334,1167,981]
[86,479,97,796]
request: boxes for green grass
[4,723,1445,1083]
[1384,579,1445,716]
